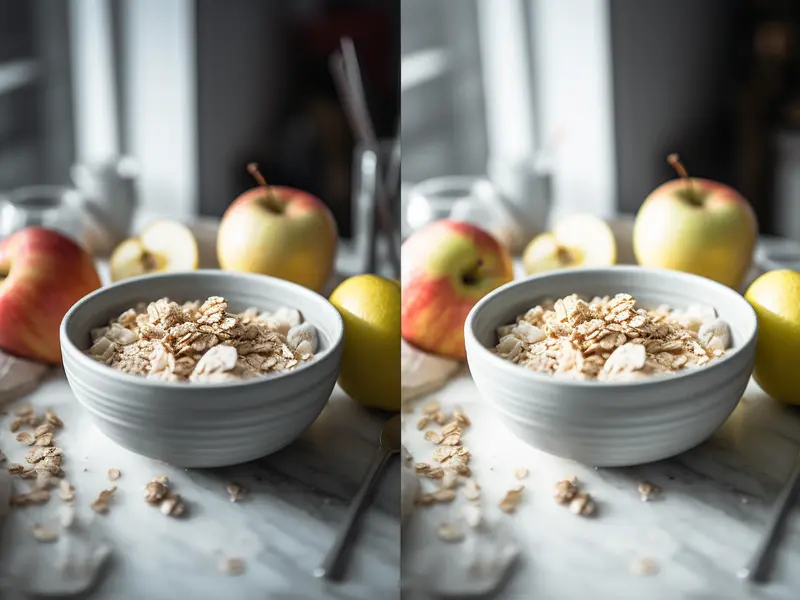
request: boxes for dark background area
[0,0,399,239]
[611,0,800,234]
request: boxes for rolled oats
[59,480,76,503]
[35,433,53,447]
[638,481,660,502]
[462,504,483,529]
[144,480,168,504]
[31,523,59,543]
[499,486,524,513]
[569,492,596,516]
[226,482,246,502]
[91,487,116,513]
[107,468,121,481]
[495,293,730,380]
[424,430,443,444]
[87,297,317,382]
[415,463,445,479]
[553,478,579,504]
[44,409,63,429]
[630,557,659,576]
[15,432,35,446]
[436,522,464,543]
[463,479,481,501]
[160,493,186,517]
[218,557,245,575]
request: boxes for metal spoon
[738,450,800,583]
[314,414,401,581]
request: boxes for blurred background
[0,0,398,273]
[401,0,800,265]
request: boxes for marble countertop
[402,373,800,599]
[0,372,400,600]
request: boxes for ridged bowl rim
[464,265,758,390]
[59,269,344,390]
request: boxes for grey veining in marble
[402,374,800,600]
[0,371,400,600]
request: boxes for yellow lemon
[329,274,400,412]
[744,269,800,404]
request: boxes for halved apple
[109,220,199,282]
[522,214,617,275]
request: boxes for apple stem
[247,163,268,187]
[667,152,696,190]
[247,162,283,213]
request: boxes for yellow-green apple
[217,163,338,293]
[744,270,800,404]
[109,219,198,282]
[522,213,617,274]
[402,220,514,360]
[633,154,757,289]
[0,227,102,363]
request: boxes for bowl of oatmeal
[59,270,343,467]
[464,266,757,467]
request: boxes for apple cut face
[109,220,199,282]
[522,214,617,275]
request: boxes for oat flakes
[494,293,731,380]
[87,297,318,382]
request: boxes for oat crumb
[499,486,524,513]
[31,523,59,543]
[631,557,659,576]
[218,557,245,575]
[226,482,246,502]
[436,522,464,543]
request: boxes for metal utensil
[314,414,401,581]
[738,450,800,583]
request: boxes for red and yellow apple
[633,154,757,289]
[0,227,102,363]
[217,164,338,293]
[401,220,514,360]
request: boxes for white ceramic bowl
[60,270,343,468]
[464,266,758,467]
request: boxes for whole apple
[402,220,514,361]
[0,227,102,363]
[633,154,757,289]
[217,164,338,293]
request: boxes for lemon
[744,269,800,404]
[329,274,400,412]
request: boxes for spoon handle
[314,446,393,581]
[738,450,800,583]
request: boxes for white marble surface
[402,372,800,599]
[0,372,400,600]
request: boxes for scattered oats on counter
[144,476,187,517]
[498,486,524,514]
[226,482,246,503]
[630,557,659,576]
[91,486,116,514]
[494,293,732,380]
[569,492,596,516]
[31,522,59,543]
[553,476,596,517]
[87,296,319,382]
[638,481,660,502]
[218,557,246,575]
[436,522,465,543]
